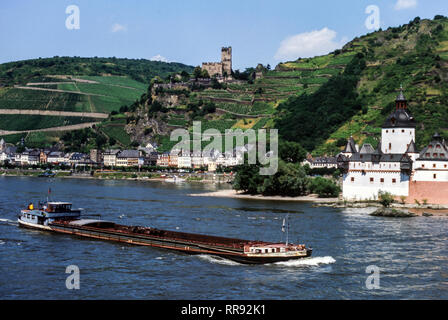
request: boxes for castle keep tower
[202,46,232,78]
[221,47,232,76]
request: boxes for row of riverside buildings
[0,141,248,171]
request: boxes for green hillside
[0,56,194,85]
[124,16,448,155]
[278,16,448,154]
[0,57,194,148]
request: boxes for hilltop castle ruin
[202,47,232,78]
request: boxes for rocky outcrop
[370,208,416,217]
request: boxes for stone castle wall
[202,62,223,77]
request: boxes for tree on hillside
[232,162,264,194]
[193,66,202,79]
[181,70,190,82]
[95,134,107,149]
[201,69,210,79]
[279,140,307,163]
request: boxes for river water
[0,176,447,299]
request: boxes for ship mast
[282,214,290,246]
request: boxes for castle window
[445,164,447,168]
[433,164,436,168]
[389,143,392,150]
[422,164,425,168]
[392,130,395,133]
[392,178,396,183]
[370,177,374,183]
[402,130,405,133]
[386,130,389,133]
[380,178,384,183]
[434,174,437,179]
[351,177,355,182]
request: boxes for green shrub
[378,191,394,207]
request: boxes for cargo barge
[18,201,312,264]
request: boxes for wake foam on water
[273,256,336,267]
[0,218,18,226]
[197,254,336,267]
[197,255,242,266]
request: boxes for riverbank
[0,169,231,184]
[190,189,339,202]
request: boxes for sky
[0,0,447,70]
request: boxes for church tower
[381,86,416,154]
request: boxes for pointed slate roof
[343,137,357,153]
[418,133,448,161]
[383,109,416,128]
[359,144,375,154]
[383,86,416,128]
[406,140,418,153]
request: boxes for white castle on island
[338,87,448,205]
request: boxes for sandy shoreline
[189,189,339,202]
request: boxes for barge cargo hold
[18,202,312,264]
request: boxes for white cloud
[394,0,417,10]
[111,23,127,33]
[274,27,344,61]
[150,54,169,63]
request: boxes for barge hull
[48,223,311,264]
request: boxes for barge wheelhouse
[18,202,81,231]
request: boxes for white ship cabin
[244,243,305,254]
[19,202,81,227]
